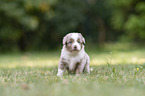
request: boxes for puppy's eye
[69,41,72,44]
[78,41,81,43]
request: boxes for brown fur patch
[66,38,74,52]
[65,37,84,52]
[75,59,83,74]
[59,58,68,70]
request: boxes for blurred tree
[85,0,113,45]
[109,0,145,42]
[0,0,145,52]
[0,0,57,51]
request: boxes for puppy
[57,33,90,76]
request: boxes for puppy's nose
[74,45,77,49]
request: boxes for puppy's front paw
[75,74,80,77]
[57,73,63,77]
[57,69,64,77]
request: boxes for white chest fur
[68,55,81,70]
[61,47,85,70]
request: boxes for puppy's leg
[76,63,85,75]
[86,63,90,74]
[57,62,67,77]
[86,56,90,74]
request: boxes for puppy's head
[63,33,85,53]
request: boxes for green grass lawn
[0,45,145,96]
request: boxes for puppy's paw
[75,74,80,77]
[57,73,63,77]
[57,69,64,77]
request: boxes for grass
[0,44,145,96]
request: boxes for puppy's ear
[79,33,86,45]
[82,36,86,45]
[63,34,68,45]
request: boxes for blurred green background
[0,0,145,52]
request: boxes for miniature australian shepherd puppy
[57,33,90,76]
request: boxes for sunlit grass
[0,48,145,68]
[0,45,145,96]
